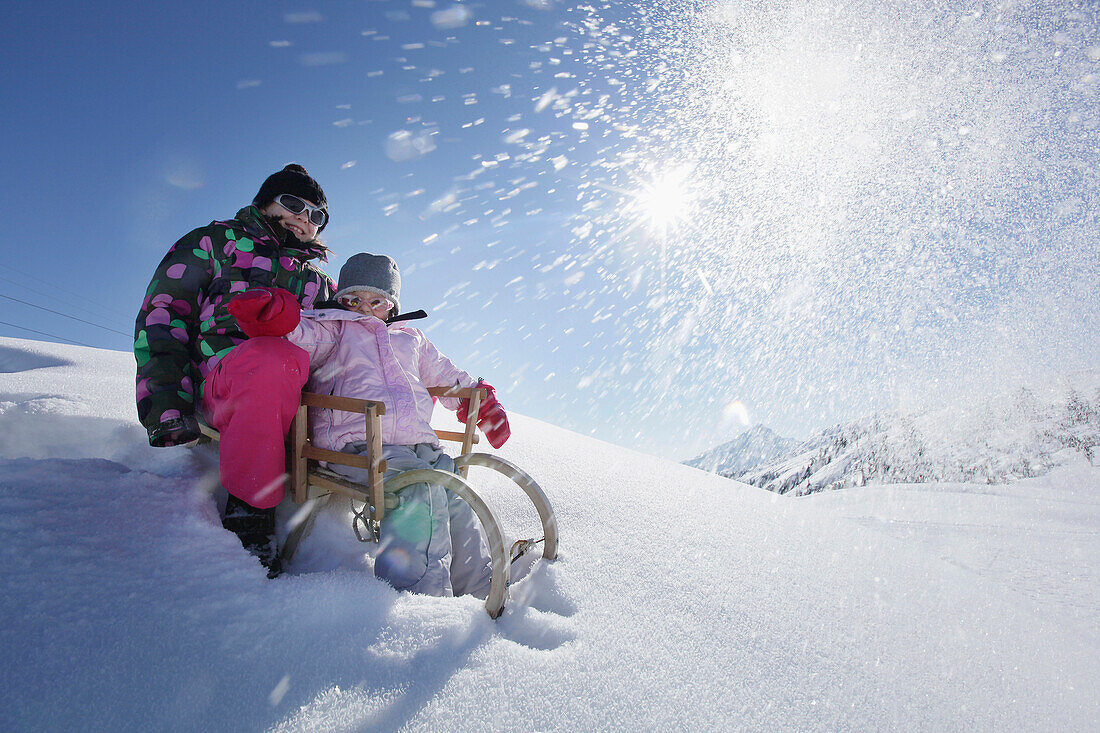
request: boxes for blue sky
[2,1,1098,459]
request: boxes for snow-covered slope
[1,336,1098,731]
[683,424,799,476]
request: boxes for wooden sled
[199,386,557,618]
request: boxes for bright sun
[721,400,752,431]
[630,167,694,236]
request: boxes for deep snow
[0,336,1097,732]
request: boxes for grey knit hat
[335,253,401,312]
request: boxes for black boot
[223,494,282,578]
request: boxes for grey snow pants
[334,442,493,599]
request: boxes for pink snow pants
[201,337,310,508]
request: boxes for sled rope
[351,499,377,543]
[509,537,544,564]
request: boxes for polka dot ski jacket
[134,205,335,444]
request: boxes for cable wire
[0,293,130,337]
[0,319,100,349]
[0,267,133,321]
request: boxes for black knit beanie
[253,164,327,227]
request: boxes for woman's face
[261,198,320,243]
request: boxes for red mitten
[479,401,511,448]
[227,287,301,337]
[456,379,494,424]
[457,380,511,448]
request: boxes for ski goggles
[339,293,394,312]
[274,193,328,227]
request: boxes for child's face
[339,292,394,320]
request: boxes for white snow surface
[1,336,1098,731]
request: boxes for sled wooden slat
[306,468,373,501]
[300,444,376,470]
[363,400,385,523]
[426,385,476,399]
[434,429,479,445]
[426,385,482,475]
[290,404,309,503]
[299,392,386,416]
[301,442,387,471]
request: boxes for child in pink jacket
[229,253,510,598]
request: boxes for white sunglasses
[339,294,393,311]
[274,193,328,227]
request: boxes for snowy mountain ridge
[682,424,799,476]
[691,379,1100,496]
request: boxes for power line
[0,267,134,321]
[0,292,131,337]
[0,319,100,349]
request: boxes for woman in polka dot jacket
[134,164,335,576]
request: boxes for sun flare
[629,166,695,236]
[722,400,752,431]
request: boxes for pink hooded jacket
[286,309,476,451]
